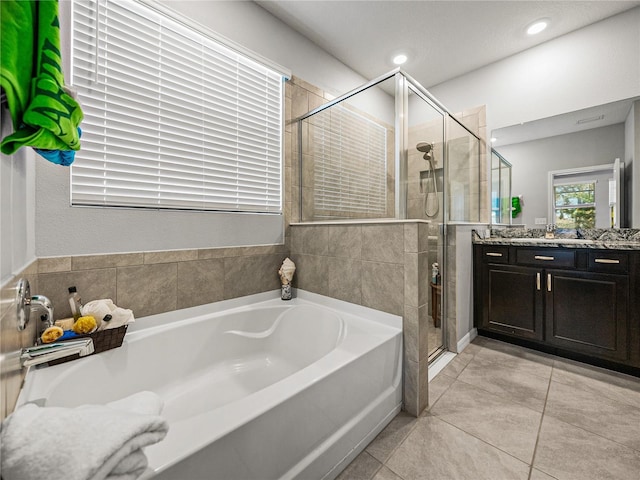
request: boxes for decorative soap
[54,317,75,330]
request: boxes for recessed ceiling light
[490,137,497,143]
[393,54,408,65]
[527,19,549,35]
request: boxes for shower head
[416,142,432,154]
[416,142,434,160]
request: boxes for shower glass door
[406,84,446,360]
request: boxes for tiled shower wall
[300,104,396,220]
[290,221,431,416]
[452,106,489,224]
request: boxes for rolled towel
[82,299,135,331]
[0,391,168,480]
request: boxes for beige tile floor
[337,336,640,480]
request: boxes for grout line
[545,368,640,454]
[528,360,555,480]
[545,409,640,455]
[367,456,384,480]
[378,417,421,465]
[432,415,531,467]
[425,377,456,413]
[451,373,548,415]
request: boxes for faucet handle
[31,295,55,336]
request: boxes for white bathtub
[18,290,403,479]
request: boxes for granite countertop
[473,228,640,250]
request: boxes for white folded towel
[0,391,168,480]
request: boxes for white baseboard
[457,328,478,353]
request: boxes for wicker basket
[48,325,128,366]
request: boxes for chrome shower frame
[295,68,482,359]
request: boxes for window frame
[552,180,597,228]
[69,0,290,215]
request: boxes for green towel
[512,196,522,218]
[0,0,83,158]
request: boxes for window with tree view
[553,182,596,228]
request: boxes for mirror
[491,96,640,229]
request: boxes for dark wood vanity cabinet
[473,244,640,371]
[545,269,628,362]
[481,264,544,340]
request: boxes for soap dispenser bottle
[68,286,83,321]
[431,263,440,285]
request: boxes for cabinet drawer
[482,246,509,263]
[588,251,629,274]
[516,249,576,268]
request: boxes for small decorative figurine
[278,257,296,300]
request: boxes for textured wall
[290,221,431,416]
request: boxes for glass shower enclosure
[491,149,513,225]
[297,69,481,361]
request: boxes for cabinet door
[481,264,544,340]
[545,270,629,361]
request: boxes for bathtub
[18,290,403,479]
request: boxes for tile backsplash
[37,244,289,320]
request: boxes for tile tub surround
[290,221,431,416]
[337,336,640,480]
[37,244,289,320]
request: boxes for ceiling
[256,1,639,143]
[256,1,640,89]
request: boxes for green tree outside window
[554,182,596,228]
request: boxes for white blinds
[311,106,387,216]
[70,0,283,213]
